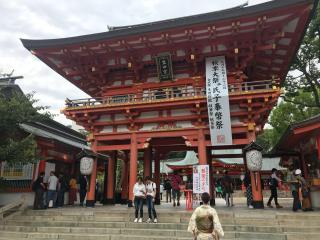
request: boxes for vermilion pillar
[128,133,138,207]
[86,158,97,207]
[250,171,263,208]
[86,142,98,207]
[121,157,129,204]
[106,151,117,204]
[143,147,152,178]
[154,150,161,205]
[198,128,207,165]
[38,149,47,174]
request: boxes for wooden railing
[0,195,26,220]
[65,79,277,108]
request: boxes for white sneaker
[154,218,158,223]
[138,218,142,223]
[249,205,254,209]
[134,218,138,223]
[146,218,151,223]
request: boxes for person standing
[68,176,77,205]
[188,192,224,240]
[170,171,182,207]
[145,176,158,223]
[295,169,313,211]
[244,171,253,209]
[79,175,88,207]
[267,168,283,208]
[47,171,58,208]
[164,176,172,203]
[56,173,68,207]
[222,171,234,207]
[33,172,46,210]
[133,176,146,223]
[286,166,300,211]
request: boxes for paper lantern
[246,150,263,172]
[80,157,94,175]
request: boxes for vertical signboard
[156,54,173,81]
[206,56,233,146]
[193,165,210,194]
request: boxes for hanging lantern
[246,149,263,172]
[80,157,94,175]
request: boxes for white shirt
[146,181,156,197]
[133,182,146,198]
[48,175,58,191]
[160,184,164,193]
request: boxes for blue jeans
[146,195,157,219]
[47,190,57,207]
[134,197,144,218]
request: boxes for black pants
[292,190,301,211]
[267,187,278,205]
[57,190,65,207]
[134,197,144,218]
[146,195,157,219]
[80,189,87,205]
[166,190,171,202]
[33,189,45,210]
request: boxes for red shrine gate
[22,0,316,207]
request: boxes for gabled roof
[21,0,316,49]
[20,0,318,98]
[272,114,320,152]
[0,76,88,151]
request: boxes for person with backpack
[145,176,158,223]
[170,171,182,207]
[267,168,283,208]
[222,171,234,207]
[33,172,46,210]
[163,176,172,203]
[56,173,69,207]
[188,192,224,240]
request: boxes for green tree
[257,3,320,152]
[283,3,320,108]
[257,91,320,152]
[0,92,52,165]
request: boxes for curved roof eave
[21,0,314,50]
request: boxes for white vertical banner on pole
[193,165,210,194]
[206,56,233,146]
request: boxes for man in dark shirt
[222,171,234,207]
[33,172,46,210]
[163,177,172,203]
[79,175,87,206]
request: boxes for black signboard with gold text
[156,54,173,81]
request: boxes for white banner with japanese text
[193,165,210,194]
[206,56,233,145]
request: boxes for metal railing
[65,79,277,108]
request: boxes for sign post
[193,165,210,194]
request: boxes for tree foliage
[0,92,52,165]
[257,4,320,152]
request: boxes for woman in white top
[188,192,224,240]
[145,176,158,223]
[133,176,146,223]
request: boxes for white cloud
[0,0,271,126]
